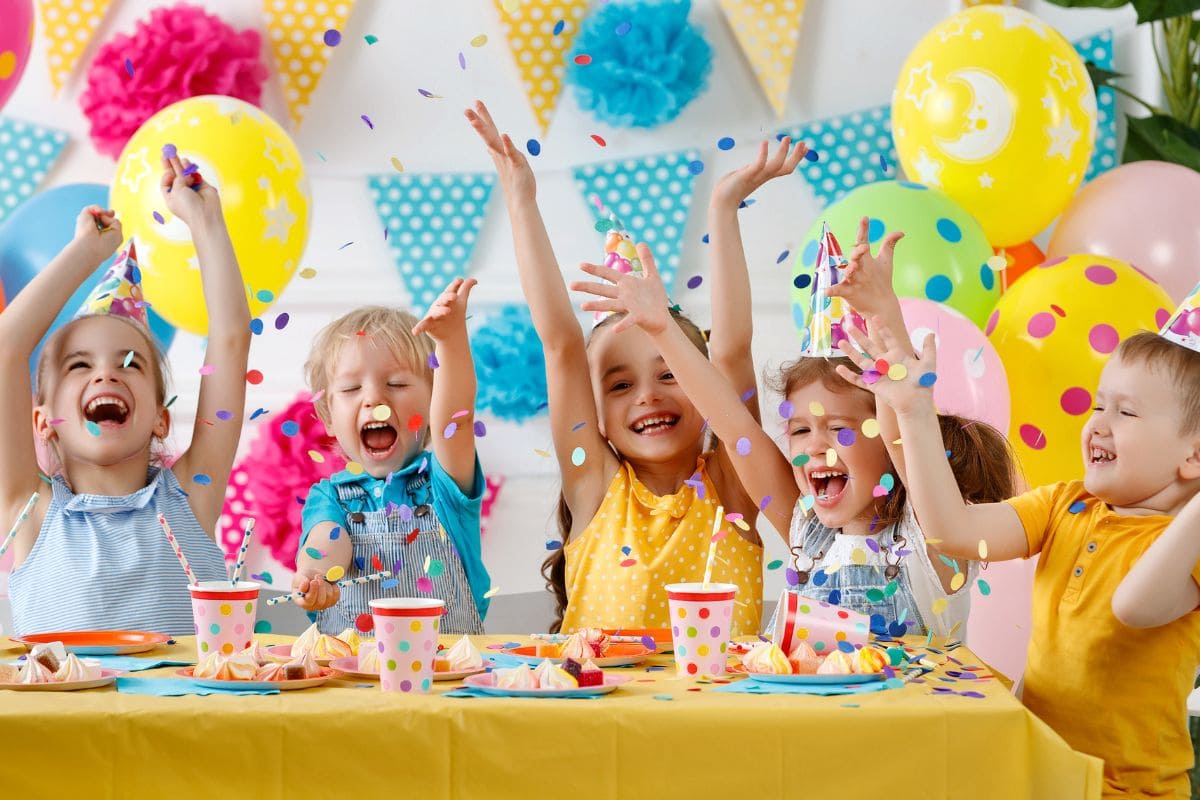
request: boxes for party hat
[799,222,865,357]
[1159,281,1200,352]
[592,212,645,326]
[75,239,150,329]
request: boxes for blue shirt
[301,451,490,619]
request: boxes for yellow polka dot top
[560,456,763,637]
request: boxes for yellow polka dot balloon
[892,6,1095,247]
[986,255,1171,486]
[111,96,310,335]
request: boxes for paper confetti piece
[323,29,341,46]
[887,363,908,381]
[86,421,101,437]
[199,365,215,376]
[978,540,988,560]
[862,419,880,438]
[809,401,825,417]
[345,461,364,475]
[325,565,345,582]
[473,420,487,437]
[918,372,938,387]
[534,448,551,458]
[977,579,991,596]
[792,454,810,467]
[123,350,135,367]
[767,559,783,570]
[950,572,966,592]
[735,437,751,456]
[545,539,563,551]
[415,577,434,593]
[193,474,212,486]
[931,597,948,615]
[427,559,445,578]
[590,134,606,147]
[620,558,637,568]
[571,446,586,466]
[443,422,458,439]
[825,448,837,467]
[407,414,424,432]
[307,450,326,463]
[304,547,323,560]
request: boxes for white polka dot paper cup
[370,597,444,693]
[189,581,261,657]
[666,583,737,677]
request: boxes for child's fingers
[842,324,878,364]
[635,243,659,279]
[856,216,869,246]
[878,231,905,260]
[919,331,938,366]
[834,364,869,391]
[766,136,789,172]
[578,261,624,284]
[580,299,625,314]
[783,140,808,171]
[570,280,618,299]
[457,277,478,299]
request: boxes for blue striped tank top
[8,467,229,636]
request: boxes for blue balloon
[0,184,176,377]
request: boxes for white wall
[3,0,1156,621]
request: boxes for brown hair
[1116,331,1200,434]
[35,315,172,473]
[542,309,709,632]
[769,355,1018,530]
[304,306,434,448]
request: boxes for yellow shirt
[561,456,763,637]
[1008,482,1200,798]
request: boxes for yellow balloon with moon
[892,6,1095,247]
[110,96,310,335]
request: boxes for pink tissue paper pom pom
[80,3,269,159]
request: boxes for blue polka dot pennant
[778,106,898,209]
[1072,29,1117,183]
[368,173,495,309]
[572,149,700,292]
[0,117,70,226]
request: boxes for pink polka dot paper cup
[666,583,737,677]
[370,598,444,693]
[189,581,261,657]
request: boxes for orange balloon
[995,241,1045,292]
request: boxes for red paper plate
[11,631,170,656]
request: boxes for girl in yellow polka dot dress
[467,102,790,636]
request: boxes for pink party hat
[593,212,645,326]
[800,222,865,357]
[75,239,150,329]
[1160,281,1200,352]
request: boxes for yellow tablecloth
[1,634,1101,799]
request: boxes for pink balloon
[1048,161,1200,304]
[0,1,35,114]
[899,298,1010,435]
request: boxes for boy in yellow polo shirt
[834,302,1200,798]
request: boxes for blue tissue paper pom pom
[565,0,713,129]
[470,305,549,423]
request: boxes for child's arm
[1112,491,1200,628]
[290,520,346,612]
[465,102,617,523]
[162,156,252,538]
[707,138,807,422]
[412,277,478,493]
[0,207,123,519]
[573,245,799,538]
[836,318,1028,562]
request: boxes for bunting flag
[494,0,590,134]
[39,0,116,93]
[573,149,701,293]
[0,117,70,225]
[368,172,495,309]
[718,0,806,117]
[1073,29,1118,182]
[779,105,898,209]
[263,0,357,128]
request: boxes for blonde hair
[304,306,435,424]
[35,315,173,473]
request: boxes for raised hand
[711,136,808,210]
[825,216,905,320]
[571,243,672,336]
[159,153,222,227]
[464,100,536,204]
[411,277,477,341]
[71,205,123,266]
[835,314,936,417]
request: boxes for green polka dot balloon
[794,181,997,330]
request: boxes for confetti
[275,312,290,330]
[387,157,405,173]
[152,211,165,225]
[545,539,563,551]
[193,473,212,486]
[246,369,263,385]
[571,421,587,432]
[345,461,364,475]
[620,558,637,568]
[950,572,966,592]
[791,454,810,466]
[717,136,735,150]
[687,159,704,175]
[862,419,880,438]
[253,620,272,634]
[590,134,607,147]
[165,396,178,409]
[735,437,751,456]
[931,597,948,615]
[86,421,101,437]
[484,586,501,599]
[805,149,819,162]
[615,20,632,35]
[418,89,441,99]
[470,34,488,47]
[249,319,264,335]
[766,559,783,570]
[977,579,991,596]
[879,473,895,491]
[759,495,772,510]
[809,401,825,416]
[887,363,908,381]
[256,289,274,303]
[443,422,458,439]
[825,448,837,467]
[408,414,424,432]
[361,114,374,129]
[553,19,566,35]
[122,350,135,368]
[304,547,323,560]
[776,250,790,264]
[534,448,551,458]
[216,410,233,421]
[574,54,592,65]
[355,613,374,632]
[473,420,487,437]
[124,58,134,77]
[686,275,702,289]
[986,254,1008,271]
[281,421,300,437]
[836,429,856,447]
[1068,500,1086,514]
[427,559,445,578]
[526,139,541,156]
[415,577,434,593]
[307,450,325,463]
[329,526,341,541]
[778,400,794,418]
[978,540,988,560]
[323,29,341,46]
[571,446,586,466]
[918,372,938,387]
[325,565,345,582]
[458,52,466,70]
[364,34,378,45]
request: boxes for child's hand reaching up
[825,216,906,328]
[465,101,536,205]
[72,205,123,266]
[572,243,672,335]
[711,136,808,210]
[836,315,936,417]
[160,154,222,228]
[412,277,477,341]
[290,570,340,612]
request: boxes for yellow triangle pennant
[39,0,116,94]
[494,0,590,134]
[263,0,357,128]
[718,0,805,117]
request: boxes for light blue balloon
[0,184,177,377]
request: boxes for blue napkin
[711,677,905,696]
[442,686,600,700]
[84,655,192,672]
[116,677,279,696]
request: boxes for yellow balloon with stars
[110,96,309,335]
[892,6,1095,247]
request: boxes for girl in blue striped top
[3,155,250,635]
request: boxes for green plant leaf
[1041,0,1130,8]
[1085,61,1127,89]
[1123,112,1200,170]
[1129,0,1200,23]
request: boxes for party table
[0,634,1101,799]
